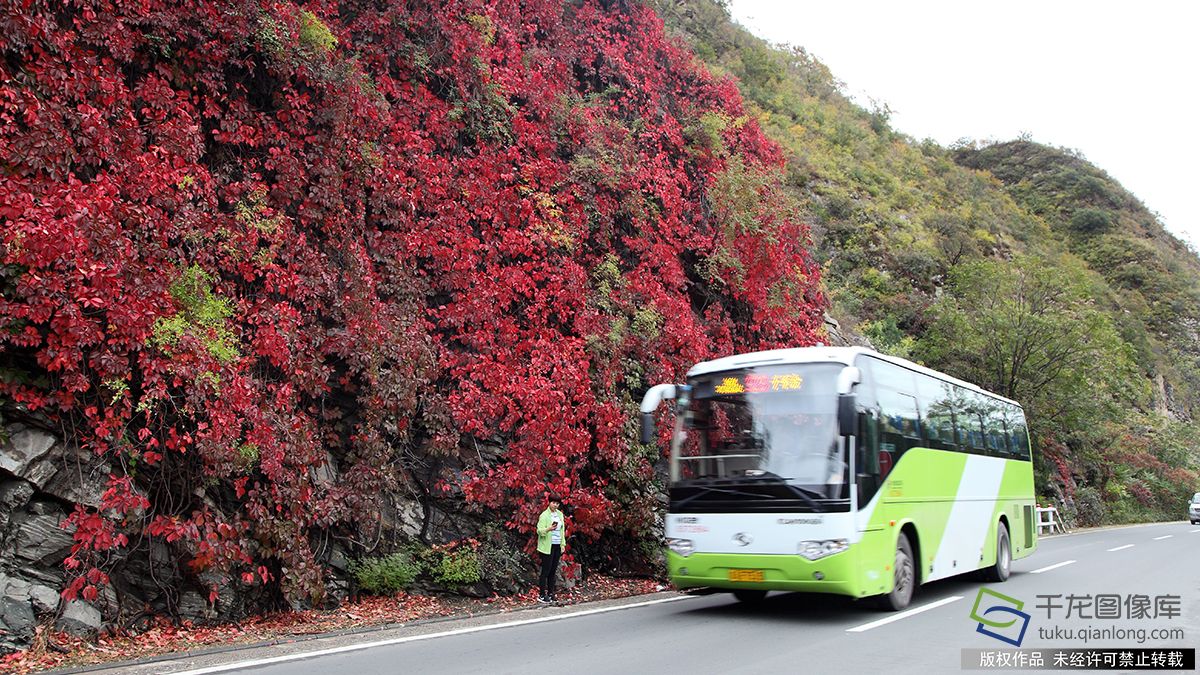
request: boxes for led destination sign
[713,373,804,395]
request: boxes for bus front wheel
[980,523,1011,582]
[732,589,767,604]
[877,533,915,611]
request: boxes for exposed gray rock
[176,590,212,621]
[0,478,34,533]
[0,573,31,598]
[458,581,490,598]
[0,595,36,651]
[41,455,110,508]
[0,425,58,487]
[0,426,115,649]
[118,539,180,612]
[28,583,59,614]
[27,499,56,516]
[320,544,353,606]
[197,570,233,614]
[0,479,35,510]
[326,577,350,605]
[822,312,874,349]
[326,543,350,572]
[55,599,102,637]
[0,573,37,652]
[474,441,505,463]
[0,424,112,508]
[379,497,424,539]
[312,451,338,486]
[6,507,73,581]
[823,313,849,346]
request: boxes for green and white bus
[640,346,1037,610]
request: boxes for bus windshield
[675,363,847,498]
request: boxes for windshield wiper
[739,472,824,509]
[777,482,823,509]
[672,485,775,510]
[672,479,825,511]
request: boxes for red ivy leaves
[1,0,824,607]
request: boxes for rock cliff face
[0,423,447,652]
[1,425,102,651]
[2,428,294,650]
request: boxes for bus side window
[869,358,921,453]
[947,386,968,453]
[1009,408,1031,460]
[917,375,957,452]
[877,387,920,456]
[984,397,1008,457]
[955,387,988,455]
[900,395,921,447]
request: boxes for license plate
[728,569,764,582]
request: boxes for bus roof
[685,346,1021,408]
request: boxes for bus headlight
[797,539,848,560]
[668,538,695,557]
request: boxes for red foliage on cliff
[0,0,823,605]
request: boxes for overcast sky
[727,0,1200,250]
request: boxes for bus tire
[732,589,767,604]
[877,533,915,611]
[981,522,1011,582]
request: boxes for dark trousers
[538,543,562,598]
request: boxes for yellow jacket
[536,508,566,554]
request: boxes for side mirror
[639,383,682,445]
[838,394,857,436]
[640,412,656,444]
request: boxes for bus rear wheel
[877,533,915,611]
[732,589,767,604]
[980,523,1011,582]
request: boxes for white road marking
[1106,544,1134,552]
[1191,529,1200,533]
[1030,560,1076,574]
[168,595,693,675]
[1153,535,1173,540]
[845,595,963,633]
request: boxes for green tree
[919,254,1146,432]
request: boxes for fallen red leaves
[0,576,664,674]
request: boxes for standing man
[536,495,566,604]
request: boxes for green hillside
[654,0,1200,524]
[954,140,1200,419]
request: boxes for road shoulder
[50,591,687,675]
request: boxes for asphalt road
[89,522,1200,675]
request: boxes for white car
[1190,492,1200,525]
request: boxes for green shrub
[236,442,259,470]
[466,14,496,45]
[431,546,482,586]
[150,265,239,364]
[1068,208,1112,234]
[862,317,916,359]
[350,552,422,595]
[299,10,337,53]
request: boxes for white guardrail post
[1035,506,1063,535]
